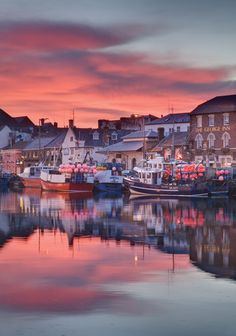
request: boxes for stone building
[189,94,236,167]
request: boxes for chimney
[69,119,74,128]
[53,122,58,128]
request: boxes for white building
[98,130,158,169]
[145,113,190,137]
[61,127,131,165]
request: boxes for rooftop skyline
[1,0,236,127]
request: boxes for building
[98,130,159,169]
[98,114,157,131]
[0,141,29,174]
[61,127,132,165]
[145,112,190,137]
[189,94,236,167]
[152,131,189,161]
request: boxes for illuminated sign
[196,126,230,133]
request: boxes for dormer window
[223,113,229,125]
[208,114,214,127]
[111,131,117,141]
[93,131,99,140]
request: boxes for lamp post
[38,118,48,164]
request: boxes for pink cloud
[0,22,235,126]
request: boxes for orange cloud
[0,22,235,126]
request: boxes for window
[93,131,99,140]
[223,113,229,125]
[208,114,214,127]
[195,134,203,149]
[169,128,172,134]
[177,126,181,132]
[111,132,117,141]
[197,116,202,128]
[70,136,73,142]
[222,132,230,147]
[207,133,215,148]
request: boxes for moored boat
[40,164,95,193]
[94,163,124,192]
[124,157,209,198]
[18,165,55,189]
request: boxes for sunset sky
[1,0,236,127]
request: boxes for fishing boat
[124,157,209,198]
[94,163,124,193]
[18,165,55,188]
[40,163,95,193]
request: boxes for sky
[0,0,236,127]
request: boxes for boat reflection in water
[0,191,235,276]
[2,190,236,335]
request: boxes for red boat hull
[41,180,94,193]
[21,177,42,188]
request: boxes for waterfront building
[151,131,190,161]
[189,94,236,167]
[61,126,131,165]
[145,112,190,137]
[98,130,158,169]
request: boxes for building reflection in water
[1,191,236,280]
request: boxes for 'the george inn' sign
[196,126,230,133]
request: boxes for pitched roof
[98,141,144,153]
[152,131,189,151]
[2,141,30,150]
[122,129,157,139]
[14,116,35,128]
[24,136,57,150]
[46,129,68,148]
[0,108,17,127]
[146,113,190,125]
[191,95,236,115]
[73,128,132,147]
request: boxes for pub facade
[189,95,236,167]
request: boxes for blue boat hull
[94,183,123,193]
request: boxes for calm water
[0,190,236,336]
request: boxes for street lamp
[38,118,48,164]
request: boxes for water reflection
[0,191,236,316]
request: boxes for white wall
[62,128,106,164]
[106,151,144,170]
[145,123,189,137]
[0,126,11,148]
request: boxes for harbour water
[0,190,236,336]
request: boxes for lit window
[207,133,215,148]
[223,113,229,125]
[197,116,202,128]
[222,132,230,148]
[208,115,214,127]
[195,134,203,149]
